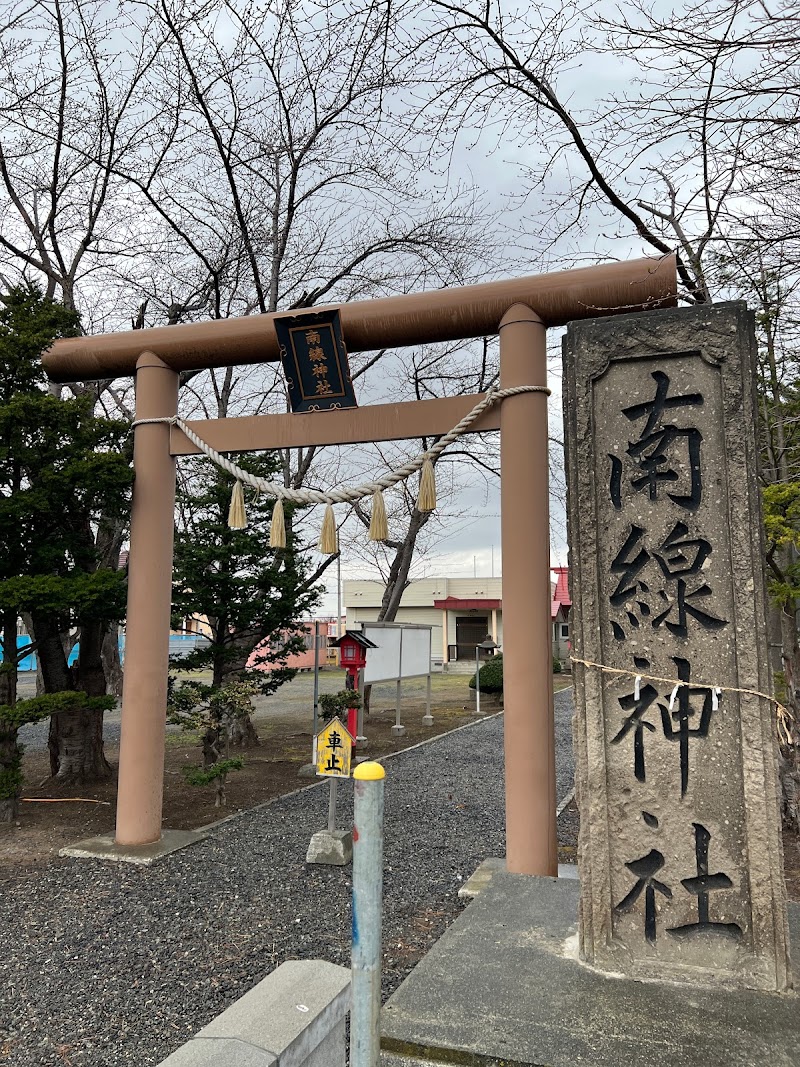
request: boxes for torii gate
[43,256,676,874]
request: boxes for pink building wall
[247,618,342,672]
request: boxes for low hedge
[468,654,503,693]
[468,653,563,691]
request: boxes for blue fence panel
[7,633,197,672]
[67,635,126,667]
[0,637,37,671]
[17,636,36,672]
[168,634,211,661]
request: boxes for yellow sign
[315,716,354,778]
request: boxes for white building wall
[345,578,505,669]
[344,577,503,611]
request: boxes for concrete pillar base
[421,715,434,726]
[59,828,206,866]
[306,828,353,866]
[391,724,406,736]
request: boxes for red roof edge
[552,566,571,607]
[433,596,502,610]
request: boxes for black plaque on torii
[274,309,358,413]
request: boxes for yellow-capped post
[351,760,385,1067]
[353,761,385,781]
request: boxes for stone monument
[564,302,791,991]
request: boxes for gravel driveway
[0,689,575,1067]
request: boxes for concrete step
[442,662,475,674]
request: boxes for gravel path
[0,690,575,1067]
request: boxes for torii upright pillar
[115,352,179,846]
[500,306,557,876]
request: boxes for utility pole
[337,552,342,636]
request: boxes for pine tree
[172,457,321,746]
[0,286,131,786]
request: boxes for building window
[561,624,569,639]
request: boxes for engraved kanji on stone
[615,843,673,944]
[658,658,717,796]
[609,524,727,640]
[609,370,704,511]
[611,666,659,783]
[668,823,743,942]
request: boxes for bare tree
[0,1,166,777]
[405,0,782,299]
[405,0,800,799]
[115,0,499,660]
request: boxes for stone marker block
[306,828,352,866]
[564,303,791,990]
[158,959,350,1067]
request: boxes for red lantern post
[334,631,377,743]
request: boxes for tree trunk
[75,619,108,697]
[0,727,20,823]
[30,613,71,694]
[202,726,223,768]
[31,612,113,781]
[47,707,112,782]
[101,626,124,697]
[219,639,261,748]
[0,610,18,706]
[228,712,260,748]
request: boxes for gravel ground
[0,690,576,1067]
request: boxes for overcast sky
[316,48,656,614]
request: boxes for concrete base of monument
[380,872,800,1067]
[59,828,206,865]
[305,828,352,866]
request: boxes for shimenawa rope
[132,384,549,551]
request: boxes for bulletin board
[361,623,432,683]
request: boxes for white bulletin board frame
[361,622,432,684]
